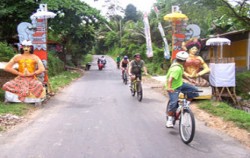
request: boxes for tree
[124,4,139,22]
[102,0,124,20]
[43,0,105,65]
[0,0,37,42]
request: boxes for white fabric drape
[143,13,153,58]
[209,63,235,87]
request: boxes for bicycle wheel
[136,81,143,101]
[123,73,128,85]
[179,108,195,144]
[131,82,136,96]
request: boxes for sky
[83,0,156,14]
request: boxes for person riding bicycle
[116,55,121,69]
[128,53,148,85]
[120,55,130,78]
[165,51,199,128]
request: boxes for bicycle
[117,62,120,69]
[166,90,202,144]
[122,68,128,85]
[130,74,143,102]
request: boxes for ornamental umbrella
[206,37,231,58]
[163,11,188,60]
[30,10,56,19]
[164,12,188,21]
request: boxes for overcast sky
[83,0,156,14]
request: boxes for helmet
[176,51,189,61]
[21,40,32,46]
[134,53,140,58]
[124,55,128,59]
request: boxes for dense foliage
[0,0,105,66]
[0,42,17,62]
[95,0,250,75]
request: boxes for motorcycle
[97,60,104,70]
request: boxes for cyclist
[165,51,199,128]
[116,55,121,69]
[120,55,130,78]
[128,53,148,85]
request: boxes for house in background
[207,30,250,71]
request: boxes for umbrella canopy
[206,37,231,58]
[164,12,188,21]
[206,37,231,46]
[30,10,56,19]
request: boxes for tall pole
[119,19,122,47]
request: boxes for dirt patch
[143,77,250,149]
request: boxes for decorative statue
[2,40,45,102]
[182,39,210,87]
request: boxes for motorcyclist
[100,55,106,67]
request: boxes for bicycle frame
[122,67,128,84]
[131,75,143,101]
[167,90,202,144]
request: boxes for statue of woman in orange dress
[183,41,210,87]
[2,40,45,102]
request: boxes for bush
[0,42,17,61]
[236,71,250,99]
[47,53,65,77]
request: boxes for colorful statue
[2,40,45,102]
[182,39,210,87]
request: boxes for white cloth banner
[154,6,170,59]
[143,13,153,57]
[209,63,235,87]
[158,22,170,59]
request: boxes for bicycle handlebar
[181,90,203,94]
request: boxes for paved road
[0,55,249,158]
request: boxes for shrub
[47,52,65,77]
[0,42,17,61]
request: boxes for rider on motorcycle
[100,56,106,67]
[120,55,130,78]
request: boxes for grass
[197,100,250,132]
[0,103,35,116]
[49,70,82,92]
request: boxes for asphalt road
[0,55,249,158]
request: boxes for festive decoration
[206,36,231,58]
[143,13,153,58]
[163,6,188,60]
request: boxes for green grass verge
[49,71,82,92]
[0,103,35,116]
[197,100,250,132]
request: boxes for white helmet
[176,51,189,61]
[21,40,32,46]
